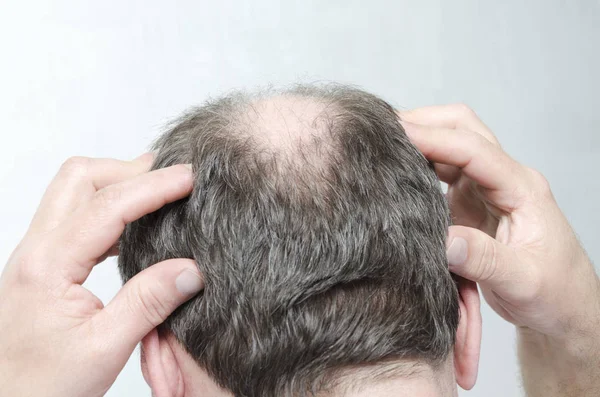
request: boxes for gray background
[0,1,598,396]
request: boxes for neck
[167,333,457,397]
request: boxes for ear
[453,276,482,390]
[141,328,185,397]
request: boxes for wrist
[517,326,600,396]
[535,255,600,346]
[517,265,600,362]
[517,326,599,363]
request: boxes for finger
[446,225,530,298]
[398,104,499,145]
[93,259,203,364]
[434,163,461,184]
[402,121,528,194]
[96,244,120,265]
[29,154,155,235]
[52,164,193,283]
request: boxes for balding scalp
[118,84,458,397]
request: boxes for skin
[0,104,597,396]
[139,98,482,397]
[399,104,600,396]
[0,155,204,397]
[141,282,478,397]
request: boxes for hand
[0,155,204,397]
[399,105,599,342]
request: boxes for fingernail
[183,163,192,170]
[446,237,468,267]
[175,269,204,296]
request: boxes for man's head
[118,84,481,397]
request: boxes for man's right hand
[399,105,600,396]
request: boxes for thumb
[95,258,203,359]
[447,225,523,294]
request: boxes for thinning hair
[118,83,459,397]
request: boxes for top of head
[118,84,458,397]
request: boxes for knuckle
[461,127,489,149]
[129,281,171,328]
[461,128,480,142]
[453,102,477,119]
[526,167,553,198]
[474,238,498,282]
[13,242,50,286]
[59,156,90,178]
[15,255,41,285]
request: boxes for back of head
[118,84,459,397]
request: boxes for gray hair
[118,83,458,397]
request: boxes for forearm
[518,273,600,397]
[518,330,600,396]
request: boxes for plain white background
[0,1,598,396]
